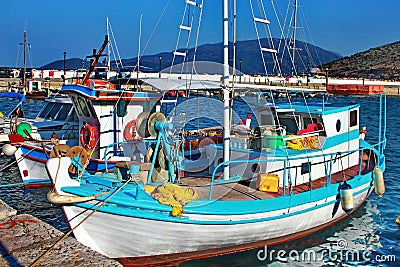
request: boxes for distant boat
[326,84,385,95]
[2,95,78,185]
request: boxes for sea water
[0,95,399,266]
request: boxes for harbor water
[0,95,399,266]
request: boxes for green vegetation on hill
[322,41,400,80]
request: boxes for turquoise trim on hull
[23,179,51,185]
[73,178,372,225]
[63,164,376,225]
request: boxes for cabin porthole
[336,119,341,132]
[251,163,260,173]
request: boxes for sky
[1,0,400,68]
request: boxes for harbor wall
[0,72,399,96]
[0,198,122,266]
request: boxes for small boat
[7,96,79,185]
[0,93,78,145]
[0,91,28,144]
[25,90,48,99]
[326,84,384,95]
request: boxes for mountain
[40,58,91,70]
[322,41,400,80]
[40,38,341,75]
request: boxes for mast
[292,0,298,75]
[106,17,111,70]
[81,35,109,85]
[229,0,237,129]
[222,0,230,180]
[23,30,27,89]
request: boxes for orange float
[124,120,137,141]
[79,123,99,150]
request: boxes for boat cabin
[61,83,165,162]
[209,100,361,189]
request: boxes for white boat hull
[14,146,49,185]
[63,182,371,259]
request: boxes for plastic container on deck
[262,135,287,149]
[257,173,280,193]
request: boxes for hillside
[322,41,400,80]
[41,38,340,76]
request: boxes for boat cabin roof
[275,102,359,115]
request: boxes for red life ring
[79,123,98,150]
[123,120,137,141]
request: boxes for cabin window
[71,96,82,116]
[37,102,54,119]
[301,162,311,175]
[55,103,71,120]
[336,119,341,132]
[77,97,90,117]
[70,107,78,122]
[46,103,63,119]
[85,98,97,118]
[350,110,358,127]
[278,116,299,134]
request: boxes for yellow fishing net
[150,184,199,217]
[287,135,318,150]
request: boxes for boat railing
[209,140,386,200]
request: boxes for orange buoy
[123,120,137,141]
[79,123,98,150]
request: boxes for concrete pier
[0,199,122,267]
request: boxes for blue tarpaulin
[0,92,26,103]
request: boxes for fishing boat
[7,36,221,186]
[0,93,77,146]
[44,1,386,265]
[12,77,222,186]
[0,91,30,144]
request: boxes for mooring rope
[29,176,133,267]
[0,160,17,173]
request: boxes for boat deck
[179,164,363,201]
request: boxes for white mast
[292,0,298,75]
[222,0,230,180]
[106,17,111,70]
[23,29,27,89]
